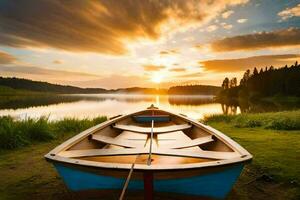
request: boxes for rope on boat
[119,154,140,200]
[147,120,154,165]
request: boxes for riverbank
[0,111,299,199]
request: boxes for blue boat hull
[53,163,244,199]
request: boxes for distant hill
[112,87,167,95]
[0,77,168,95]
[0,77,220,95]
[168,85,221,95]
[0,77,108,94]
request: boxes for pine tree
[253,67,258,76]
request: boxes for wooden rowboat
[45,105,252,199]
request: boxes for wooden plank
[58,148,148,158]
[59,148,239,160]
[92,135,144,148]
[154,149,240,160]
[168,135,214,149]
[113,124,192,134]
[157,131,200,151]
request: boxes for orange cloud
[53,60,63,64]
[200,54,300,72]
[222,10,234,19]
[169,67,186,72]
[0,51,17,64]
[0,0,249,55]
[210,28,300,52]
[143,65,165,71]
[278,3,300,20]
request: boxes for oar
[119,154,140,200]
[147,120,154,165]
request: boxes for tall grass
[204,110,300,130]
[0,116,107,150]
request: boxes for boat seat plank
[92,135,144,148]
[169,135,214,149]
[157,131,200,151]
[104,131,148,150]
[59,148,148,158]
[113,124,192,134]
[59,148,239,160]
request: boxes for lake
[1,94,299,120]
[0,94,240,120]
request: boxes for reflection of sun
[151,73,164,83]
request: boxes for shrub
[0,116,29,149]
[0,115,107,150]
[266,118,300,130]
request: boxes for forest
[168,85,221,95]
[0,77,108,94]
[218,61,300,100]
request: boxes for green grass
[0,113,299,199]
[0,116,107,150]
[204,110,300,130]
[204,110,300,199]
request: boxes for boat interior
[56,109,243,166]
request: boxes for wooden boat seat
[113,124,192,134]
[92,135,144,148]
[59,148,240,160]
[168,135,214,149]
[133,115,170,123]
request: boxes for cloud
[0,0,248,55]
[159,49,179,55]
[0,65,98,77]
[143,65,165,71]
[210,28,300,52]
[169,67,186,72]
[200,54,300,72]
[222,10,234,19]
[278,3,300,20]
[206,25,219,32]
[221,23,233,30]
[177,72,203,78]
[0,64,100,86]
[53,60,63,64]
[0,51,17,64]
[66,74,151,89]
[237,18,248,23]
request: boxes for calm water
[0,94,240,120]
[1,94,299,121]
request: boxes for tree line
[219,61,300,100]
[168,85,221,95]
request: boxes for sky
[0,0,299,89]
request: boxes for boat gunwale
[45,108,253,170]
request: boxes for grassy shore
[0,112,299,199]
[205,111,300,200]
[0,116,107,150]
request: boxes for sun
[151,73,164,83]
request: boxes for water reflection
[0,94,299,120]
[0,94,225,120]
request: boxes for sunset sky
[0,0,299,89]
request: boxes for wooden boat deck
[80,154,214,165]
[47,107,252,170]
